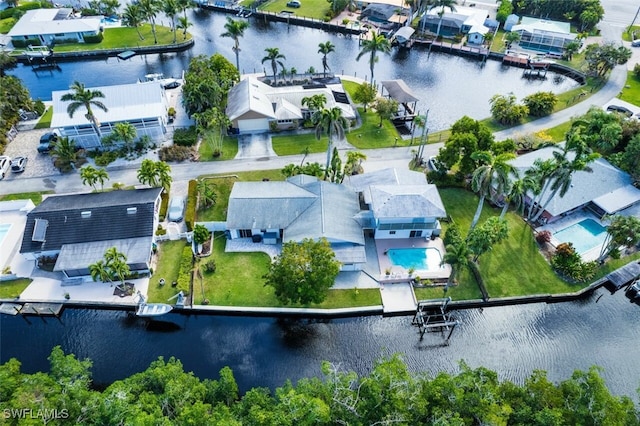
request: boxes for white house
[419,6,489,37]
[226,77,356,134]
[510,17,576,54]
[8,9,102,47]
[51,81,170,148]
[346,168,446,240]
[467,25,490,45]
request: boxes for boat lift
[411,297,459,341]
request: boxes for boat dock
[604,262,640,293]
[0,302,64,316]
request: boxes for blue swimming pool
[0,223,10,246]
[553,219,607,254]
[387,248,443,271]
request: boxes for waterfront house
[226,77,355,134]
[50,81,169,149]
[226,175,366,271]
[346,168,446,240]
[8,9,102,47]
[419,6,489,37]
[509,17,576,54]
[467,25,489,45]
[19,188,162,279]
[360,3,408,29]
[510,147,640,223]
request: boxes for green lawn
[347,108,403,149]
[198,136,239,161]
[619,71,640,106]
[439,188,577,297]
[259,0,330,20]
[271,132,328,156]
[52,25,192,52]
[0,279,32,299]
[0,191,51,205]
[544,121,573,142]
[622,26,640,42]
[35,107,53,129]
[147,240,187,303]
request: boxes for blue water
[553,219,607,254]
[0,223,10,246]
[387,247,442,270]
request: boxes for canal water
[10,10,578,131]
[2,287,640,398]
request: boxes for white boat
[25,46,52,58]
[137,303,173,317]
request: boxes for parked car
[286,0,301,7]
[37,131,59,153]
[606,105,633,117]
[626,280,640,302]
[0,156,10,179]
[168,196,186,222]
[163,79,181,89]
[10,156,28,173]
[632,39,640,47]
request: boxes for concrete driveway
[2,129,61,180]
[235,133,276,159]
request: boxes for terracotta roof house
[20,188,162,279]
[50,81,169,149]
[226,77,355,134]
[8,9,101,47]
[510,147,640,223]
[226,175,366,270]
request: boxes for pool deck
[375,238,451,281]
[536,210,607,262]
[0,200,33,272]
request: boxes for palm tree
[313,107,349,177]
[94,167,109,191]
[261,47,286,85]
[60,81,108,138]
[176,16,192,40]
[163,0,180,44]
[196,179,217,208]
[112,122,137,153]
[343,150,367,179]
[469,151,515,229]
[302,94,327,120]
[122,3,145,40]
[356,31,391,83]
[80,165,107,192]
[501,174,538,219]
[50,136,78,169]
[176,0,193,20]
[89,260,111,283]
[110,258,131,291]
[138,0,161,44]
[428,0,457,39]
[137,159,173,191]
[318,41,335,78]
[441,240,471,290]
[221,17,250,72]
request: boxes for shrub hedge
[82,33,104,43]
[176,246,193,295]
[159,192,169,221]
[0,2,47,20]
[173,126,198,147]
[185,180,197,231]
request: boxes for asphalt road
[0,0,636,197]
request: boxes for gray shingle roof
[368,185,446,219]
[20,188,162,253]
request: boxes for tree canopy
[182,54,239,116]
[263,238,340,305]
[1,348,638,425]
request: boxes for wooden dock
[604,262,640,293]
[0,303,64,316]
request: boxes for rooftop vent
[127,207,137,214]
[81,211,91,218]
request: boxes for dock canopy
[393,27,415,44]
[381,80,419,103]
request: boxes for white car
[0,156,11,180]
[168,196,186,222]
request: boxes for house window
[410,230,422,238]
[389,231,396,235]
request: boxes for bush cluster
[91,150,119,166]
[158,145,193,162]
[173,126,198,147]
[82,33,104,44]
[159,192,169,221]
[536,230,552,244]
[184,180,197,231]
[551,243,598,282]
[203,259,216,274]
[176,246,193,295]
[0,1,47,19]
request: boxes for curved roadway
[0,0,635,196]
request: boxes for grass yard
[622,26,640,42]
[52,25,192,52]
[347,108,403,149]
[544,121,573,142]
[0,279,32,299]
[35,107,53,129]
[0,191,51,205]
[198,136,239,161]
[259,0,330,20]
[147,240,187,303]
[271,132,328,156]
[439,188,576,297]
[196,169,285,222]
[619,71,640,107]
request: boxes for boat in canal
[135,292,172,317]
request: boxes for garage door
[238,119,269,133]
